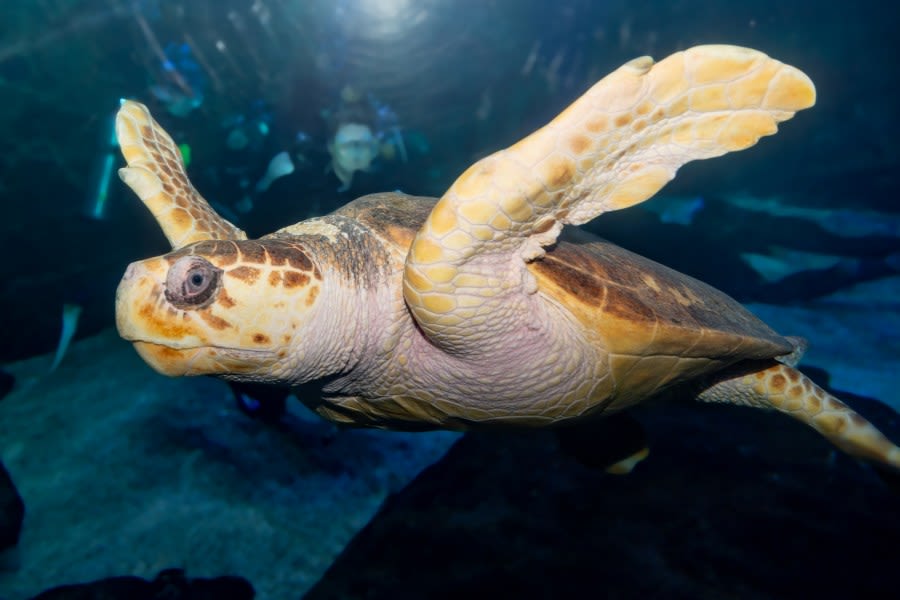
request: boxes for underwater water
[1,0,898,598]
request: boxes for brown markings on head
[614,113,632,127]
[632,119,648,133]
[217,289,236,308]
[268,271,282,286]
[651,108,665,123]
[140,302,193,339]
[283,271,310,288]
[263,241,319,279]
[787,369,800,383]
[189,240,238,267]
[306,285,320,306]
[227,266,261,285]
[252,333,270,344]
[198,310,232,330]
[265,247,287,266]
[788,385,803,400]
[237,241,266,264]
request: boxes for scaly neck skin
[285,264,371,385]
[270,216,395,387]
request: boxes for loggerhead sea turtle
[114,45,900,472]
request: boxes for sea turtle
[114,45,900,472]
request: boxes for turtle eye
[165,256,222,309]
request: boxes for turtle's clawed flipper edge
[697,361,900,472]
[116,100,246,249]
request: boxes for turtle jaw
[132,341,204,376]
[131,341,276,377]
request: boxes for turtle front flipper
[115,100,247,249]
[404,45,814,353]
[698,361,900,472]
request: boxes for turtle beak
[132,341,203,376]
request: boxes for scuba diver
[321,85,408,192]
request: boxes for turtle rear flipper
[697,361,900,471]
[116,100,246,249]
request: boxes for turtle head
[115,100,365,385]
[115,238,327,382]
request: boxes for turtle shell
[531,228,792,408]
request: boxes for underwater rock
[29,568,254,600]
[0,460,24,552]
[306,393,900,599]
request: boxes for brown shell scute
[531,231,792,363]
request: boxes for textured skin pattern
[116,100,247,249]
[404,45,815,354]
[698,361,900,470]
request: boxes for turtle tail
[696,360,900,472]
